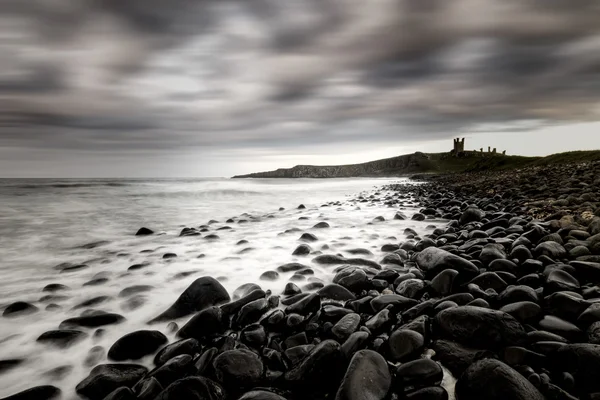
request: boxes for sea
[0,177,450,398]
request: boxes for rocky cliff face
[233,152,434,178]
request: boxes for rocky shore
[3,160,600,400]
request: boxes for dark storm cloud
[3,0,600,156]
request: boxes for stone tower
[453,138,465,154]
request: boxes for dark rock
[147,355,194,387]
[300,233,318,242]
[135,377,163,400]
[285,293,320,315]
[238,390,287,400]
[42,284,69,292]
[415,247,478,277]
[162,253,177,259]
[212,349,263,389]
[371,294,417,312]
[102,387,136,400]
[276,263,310,273]
[332,313,361,340]
[394,359,443,392]
[499,301,542,323]
[388,330,424,362]
[335,350,391,400]
[119,286,154,297]
[36,329,87,348]
[76,364,148,400]
[178,306,225,340]
[553,344,600,393]
[155,377,225,400]
[154,338,200,367]
[404,387,448,400]
[318,284,356,301]
[2,302,38,317]
[432,340,492,378]
[460,206,485,225]
[108,330,167,361]
[538,315,582,341]
[283,283,301,296]
[60,313,125,329]
[149,277,230,323]
[455,358,545,400]
[292,245,312,256]
[333,267,368,291]
[136,227,154,236]
[0,386,61,400]
[285,340,343,387]
[84,346,105,367]
[236,298,269,327]
[434,306,527,349]
[221,290,266,316]
[396,279,426,299]
[430,269,459,296]
[313,222,330,229]
[259,271,280,281]
[535,242,567,259]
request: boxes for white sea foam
[0,177,439,397]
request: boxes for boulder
[76,364,148,400]
[149,277,230,323]
[2,302,38,317]
[155,377,225,400]
[388,330,424,362]
[36,329,88,348]
[335,350,391,400]
[415,248,478,277]
[108,331,167,361]
[455,358,545,400]
[212,350,263,389]
[0,386,61,400]
[434,306,527,349]
[177,307,226,340]
[154,338,200,367]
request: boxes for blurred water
[0,177,437,398]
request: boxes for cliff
[232,152,437,178]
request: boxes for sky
[2,0,600,178]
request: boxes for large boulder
[108,330,167,361]
[212,349,263,389]
[76,364,148,400]
[149,277,230,323]
[177,307,226,340]
[335,350,391,400]
[415,248,478,278]
[552,344,600,393]
[36,329,88,348]
[155,377,225,400]
[455,359,545,400]
[434,306,526,349]
[285,340,344,388]
[1,386,61,400]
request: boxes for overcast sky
[2,0,600,177]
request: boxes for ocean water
[0,177,443,398]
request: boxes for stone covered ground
[3,160,600,400]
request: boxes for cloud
[2,0,600,162]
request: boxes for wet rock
[455,358,545,400]
[119,286,154,297]
[1,386,61,400]
[535,242,567,259]
[434,306,527,349]
[108,330,168,361]
[283,283,301,296]
[404,387,448,400]
[394,359,443,392]
[430,269,459,296]
[42,284,69,292]
[260,271,280,281]
[2,302,38,317]
[285,293,320,316]
[149,277,230,323]
[238,390,287,400]
[36,329,87,348]
[213,349,263,389]
[396,279,426,299]
[335,350,391,400]
[415,247,478,278]
[154,338,200,367]
[371,294,417,312]
[318,284,356,301]
[76,364,148,400]
[499,301,542,323]
[178,306,225,340]
[432,340,492,378]
[460,206,485,225]
[285,340,343,388]
[60,264,89,273]
[300,233,318,242]
[155,376,225,400]
[236,298,269,327]
[313,222,330,229]
[0,359,24,375]
[59,313,125,329]
[102,387,136,400]
[292,244,312,256]
[388,330,424,362]
[84,346,105,367]
[538,315,582,341]
[221,290,266,316]
[147,354,194,388]
[135,227,154,236]
[332,313,361,340]
[333,267,368,292]
[135,377,163,400]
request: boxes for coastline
[2,160,600,400]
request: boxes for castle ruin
[453,138,465,154]
[453,138,505,156]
